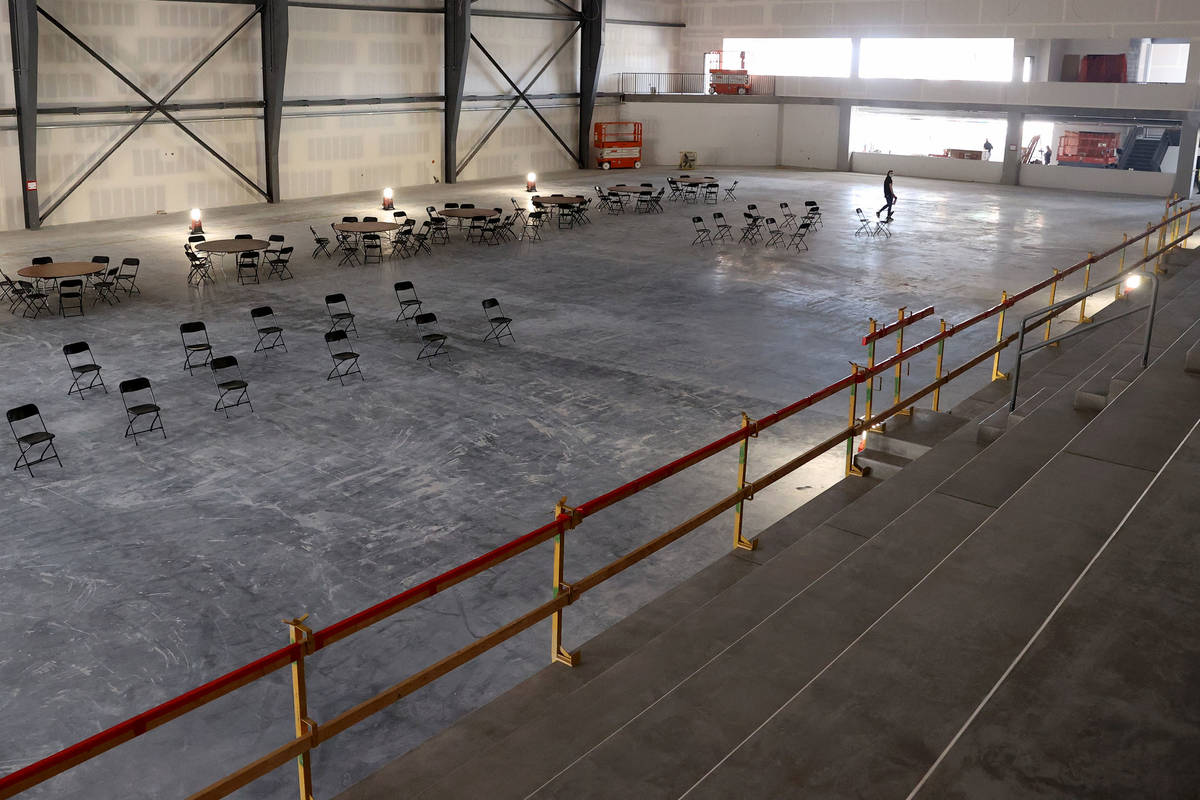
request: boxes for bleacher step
[853,447,908,478]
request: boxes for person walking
[876,170,897,222]
[983,138,993,160]
[1043,146,1053,165]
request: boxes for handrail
[861,305,934,344]
[3,203,1199,800]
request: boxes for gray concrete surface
[0,167,1171,798]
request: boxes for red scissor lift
[594,121,642,170]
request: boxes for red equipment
[1057,130,1120,167]
[707,50,751,95]
[594,121,642,170]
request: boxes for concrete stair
[337,254,1200,800]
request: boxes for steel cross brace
[37,4,268,223]
[456,23,581,177]
[470,34,580,166]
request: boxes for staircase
[1124,135,1166,172]
[337,249,1200,800]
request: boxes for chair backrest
[91,255,109,265]
[211,355,238,372]
[780,202,790,210]
[342,216,358,222]
[59,278,83,290]
[714,212,725,221]
[7,403,41,426]
[362,216,378,222]
[325,330,349,347]
[444,203,459,209]
[426,206,437,215]
[180,321,207,336]
[693,216,706,228]
[395,280,414,293]
[325,293,348,308]
[393,211,406,220]
[482,298,501,314]
[121,257,139,270]
[268,234,284,244]
[512,198,523,208]
[63,341,91,360]
[310,225,320,236]
[276,246,293,259]
[748,204,759,212]
[32,256,52,266]
[805,200,817,208]
[461,203,475,208]
[250,305,274,322]
[415,312,438,327]
[188,234,206,243]
[402,218,415,230]
[530,210,545,221]
[105,266,120,279]
[415,221,430,236]
[120,377,151,395]
[234,234,253,239]
[766,217,779,230]
[730,180,739,187]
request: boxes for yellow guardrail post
[283,615,316,800]
[1186,210,1193,249]
[732,412,758,552]
[1078,253,1094,323]
[1155,214,1168,274]
[894,307,911,417]
[863,318,877,439]
[550,497,579,667]
[932,319,947,411]
[1043,269,1060,343]
[992,291,1009,380]
[846,363,864,476]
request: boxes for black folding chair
[234,234,254,240]
[415,312,450,364]
[667,178,682,202]
[251,306,287,353]
[391,281,423,325]
[648,188,665,213]
[237,249,261,285]
[391,219,415,258]
[341,216,358,223]
[180,321,213,372]
[481,298,514,346]
[92,267,121,306]
[325,293,357,337]
[607,192,624,214]
[712,212,733,243]
[362,234,383,264]
[211,356,253,418]
[703,182,719,204]
[120,378,165,445]
[520,211,546,241]
[333,224,360,267]
[310,226,332,258]
[87,255,109,289]
[804,200,823,228]
[266,246,294,280]
[325,330,363,385]
[116,258,141,296]
[739,213,762,244]
[409,221,433,255]
[185,246,213,287]
[763,218,785,248]
[779,202,798,229]
[62,341,106,397]
[854,208,878,238]
[265,234,285,261]
[16,280,50,318]
[692,216,713,246]
[723,180,738,201]
[58,279,85,317]
[593,186,612,212]
[510,198,528,226]
[0,268,17,304]
[7,404,61,476]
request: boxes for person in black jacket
[876,170,897,221]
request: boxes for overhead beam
[261,0,289,202]
[578,0,604,168]
[8,0,39,229]
[444,0,471,184]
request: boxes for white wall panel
[1018,162,1175,195]
[780,104,840,168]
[851,151,1004,183]
[618,101,779,166]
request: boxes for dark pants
[877,196,894,219]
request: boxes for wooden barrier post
[1043,269,1060,342]
[932,319,947,411]
[1078,253,1093,323]
[550,498,579,667]
[893,307,911,417]
[732,413,758,551]
[992,291,1009,380]
[846,364,864,476]
[283,616,316,800]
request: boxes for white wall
[1019,163,1175,195]
[780,104,839,169]
[851,151,1004,184]
[618,101,779,166]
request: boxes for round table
[18,262,104,280]
[530,196,584,206]
[672,178,714,186]
[333,221,400,234]
[608,185,651,194]
[439,208,499,219]
[194,239,269,254]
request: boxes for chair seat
[332,351,359,361]
[128,403,160,415]
[185,344,211,351]
[488,316,512,325]
[18,431,54,445]
[218,380,248,391]
[71,364,100,374]
[398,300,420,308]
[422,333,447,344]
[257,325,282,335]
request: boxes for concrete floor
[0,167,1168,798]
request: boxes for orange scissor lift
[594,121,642,170]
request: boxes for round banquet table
[333,221,400,234]
[608,185,651,194]
[530,195,584,206]
[439,208,499,219]
[672,178,714,186]
[18,262,105,280]
[194,239,269,254]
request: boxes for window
[721,38,853,78]
[850,108,1007,158]
[1022,56,1033,83]
[859,38,1015,82]
[1144,41,1189,83]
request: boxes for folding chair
[120,378,165,445]
[723,180,738,201]
[310,226,332,258]
[739,213,762,244]
[63,341,106,397]
[234,234,254,240]
[237,249,261,285]
[325,293,358,336]
[804,200,823,228]
[180,321,213,372]
[875,216,893,238]
[251,305,287,353]
[763,217,785,248]
[854,208,877,238]
[510,198,528,226]
[265,234,285,261]
[479,217,502,245]
[393,281,422,324]
[683,183,700,204]
[481,297,514,346]
[710,212,733,243]
[593,186,612,212]
[467,215,489,241]
[362,234,383,264]
[325,330,363,385]
[333,224,360,267]
[92,266,121,306]
[265,246,294,280]
[779,202,798,229]
[607,192,624,214]
[415,312,450,364]
[500,214,519,242]
[409,221,433,255]
[0,268,17,304]
[7,404,61,476]
[426,207,449,244]
[15,280,50,317]
[692,216,713,246]
[341,216,358,223]
[391,219,415,257]
[648,189,666,213]
[667,178,682,202]
[703,182,719,204]
[116,258,141,296]
[635,191,653,214]
[211,356,253,418]
[788,221,812,251]
[520,211,546,241]
[58,279,85,317]
[185,246,213,287]
[362,216,379,222]
[87,256,109,289]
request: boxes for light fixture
[189,208,204,234]
[382,187,394,210]
[1124,273,1143,292]
[525,172,537,193]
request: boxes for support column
[444,0,471,184]
[9,0,39,229]
[1171,117,1199,199]
[261,0,288,203]
[1001,110,1024,186]
[1186,38,1200,86]
[836,101,852,172]
[578,0,605,169]
[849,37,861,78]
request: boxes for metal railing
[618,72,776,96]
[1,201,1197,800]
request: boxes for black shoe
[885,216,894,222]
[875,210,880,218]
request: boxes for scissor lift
[594,122,642,170]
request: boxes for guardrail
[2,202,1198,800]
[618,72,776,96]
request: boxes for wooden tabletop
[530,195,584,205]
[673,177,716,186]
[18,262,105,280]
[609,185,652,194]
[333,221,400,233]
[439,208,499,218]
[194,239,269,254]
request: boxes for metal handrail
[1009,273,1160,411]
[2,206,1198,800]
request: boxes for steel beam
[578,0,604,168]
[444,0,471,184]
[8,0,38,229]
[261,0,289,203]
